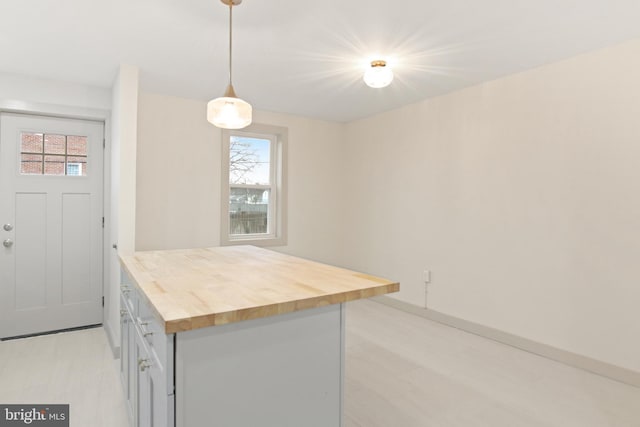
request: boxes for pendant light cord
[228,2,233,87]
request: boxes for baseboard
[372,295,640,388]
[1,324,101,341]
[103,321,120,359]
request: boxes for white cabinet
[175,303,344,427]
[120,289,138,425]
[120,270,174,427]
[137,330,175,427]
[134,327,151,427]
[120,263,346,427]
[119,295,133,419]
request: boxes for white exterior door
[0,113,104,339]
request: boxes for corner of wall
[106,64,140,355]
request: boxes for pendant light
[207,0,252,129]
[363,60,394,88]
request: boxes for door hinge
[102,296,104,307]
[103,138,106,148]
[102,217,105,228]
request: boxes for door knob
[3,224,12,231]
[3,239,13,248]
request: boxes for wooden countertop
[120,246,399,334]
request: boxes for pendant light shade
[207,85,252,129]
[208,0,252,129]
[364,60,394,88]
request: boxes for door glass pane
[20,153,43,174]
[21,133,43,153]
[20,133,88,176]
[67,135,87,155]
[67,157,87,176]
[44,134,65,154]
[229,136,271,185]
[44,155,66,175]
[229,188,270,235]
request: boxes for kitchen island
[118,245,399,427]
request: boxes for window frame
[221,123,287,247]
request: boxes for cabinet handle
[138,358,151,372]
[139,322,153,337]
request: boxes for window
[20,132,88,176]
[221,123,287,246]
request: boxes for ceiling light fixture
[363,60,394,88]
[207,0,252,129]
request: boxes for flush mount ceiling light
[207,0,252,129]
[363,60,394,88]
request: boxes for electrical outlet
[423,269,431,283]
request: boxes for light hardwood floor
[0,327,129,427]
[0,300,638,427]
[345,300,640,427]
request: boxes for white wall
[135,40,640,375]
[0,72,110,110]
[106,64,139,348]
[135,93,346,266]
[343,39,640,373]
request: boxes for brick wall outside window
[20,132,88,176]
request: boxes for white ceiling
[2,0,640,122]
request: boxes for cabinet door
[120,295,136,424]
[135,328,152,427]
[119,299,130,403]
[128,315,137,424]
[148,353,173,427]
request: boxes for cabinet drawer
[120,270,137,316]
[137,294,170,374]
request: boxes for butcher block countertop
[119,245,399,334]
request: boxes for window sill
[221,235,287,248]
